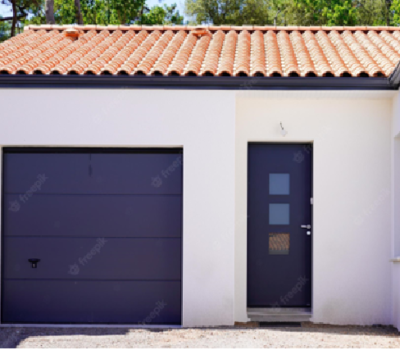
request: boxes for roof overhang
[389,61,400,89]
[0,75,396,90]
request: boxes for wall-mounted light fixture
[280,122,288,137]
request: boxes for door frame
[0,146,184,325]
[246,142,314,310]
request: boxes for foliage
[287,0,357,26]
[393,0,400,25]
[2,0,400,42]
[44,0,182,25]
[0,16,11,41]
[0,0,42,38]
[0,0,183,40]
[185,0,400,26]
[140,3,183,24]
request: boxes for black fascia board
[0,74,394,90]
[389,61,400,89]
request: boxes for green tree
[185,0,243,25]
[355,0,393,25]
[184,0,400,26]
[140,3,183,24]
[285,0,357,26]
[392,0,400,25]
[184,0,293,26]
[0,16,11,41]
[45,0,55,23]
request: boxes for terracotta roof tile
[101,31,144,75]
[290,31,316,76]
[168,33,196,76]
[1,25,400,77]
[118,30,160,75]
[234,30,251,76]
[264,30,282,77]
[277,31,300,77]
[328,30,366,77]
[354,31,394,76]
[201,30,225,76]
[135,30,174,75]
[342,30,383,77]
[184,34,211,76]
[217,30,237,76]
[250,31,265,77]
[303,31,333,77]
[315,30,350,77]
[151,30,186,75]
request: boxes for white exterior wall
[391,92,400,331]
[0,88,396,328]
[0,89,236,327]
[235,91,393,326]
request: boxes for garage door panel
[5,194,182,238]
[2,281,181,324]
[4,237,181,280]
[2,149,182,324]
[4,153,182,195]
[90,153,183,194]
[4,153,93,194]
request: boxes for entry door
[2,148,182,324]
[247,143,312,308]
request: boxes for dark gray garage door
[2,148,182,324]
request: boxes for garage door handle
[28,259,40,268]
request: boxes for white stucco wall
[391,92,400,331]
[235,91,393,326]
[0,88,396,328]
[0,88,236,327]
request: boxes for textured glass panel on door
[269,233,290,255]
[269,203,290,225]
[269,174,290,195]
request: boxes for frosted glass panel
[269,233,290,255]
[269,204,290,225]
[269,173,290,195]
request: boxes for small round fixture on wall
[280,122,288,137]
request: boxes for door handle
[28,258,40,268]
[301,225,311,229]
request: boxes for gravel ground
[0,323,399,348]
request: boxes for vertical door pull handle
[28,259,40,268]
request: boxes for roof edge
[0,75,393,90]
[389,61,400,88]
[23,24,400,33]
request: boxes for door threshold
[247,308,312,322]
[0,324,181,329]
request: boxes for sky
[0,0,186,19]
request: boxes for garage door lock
[28,258,40,268]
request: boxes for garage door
[2,148,182,324]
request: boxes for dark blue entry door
[247,144,312,308]
[2,148,182,324]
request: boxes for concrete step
[247,308,312,322]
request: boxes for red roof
[1,25,400,78]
